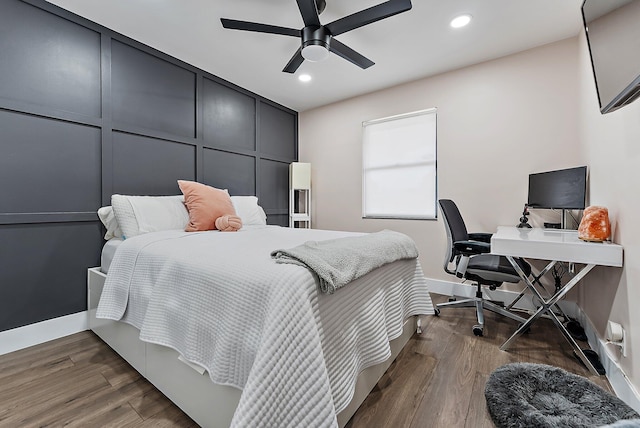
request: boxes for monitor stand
[546,209,569,230]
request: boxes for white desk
[491,226,623,375]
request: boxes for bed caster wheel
[473,325,484,336]
[434,308,440,316]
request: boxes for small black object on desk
[517,204,532,228]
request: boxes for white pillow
[111,195,189,239]
[231,196,267,226]
[97,206,124,240]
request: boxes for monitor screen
[527,166,587,210]
[582,0,640,113]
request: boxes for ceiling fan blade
[296,0,321,27]
[325,0,412,36]
[283,48,305,73]
[329,39,374,69]
[221,18,299,37]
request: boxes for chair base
[436,295,527,336]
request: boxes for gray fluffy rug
[484,363,639,428]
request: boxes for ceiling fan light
[302,44,330,62]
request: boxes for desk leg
[532,262,573,322]
[499,300,549,351]
[547,309,600,375]
[505,260,557,311]
[499,256,550,350]
[507,260,572,322]
[500,261,598,372]
[505,256,551,310]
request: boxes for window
[362,108,437,219]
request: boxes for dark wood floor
[0,294,611,427]
[348,294,611,427]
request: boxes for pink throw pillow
[177,180,237,232]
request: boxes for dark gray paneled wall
[0,0,298,332]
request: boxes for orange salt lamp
[578,206,611,242]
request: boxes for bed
[89,191,434,427]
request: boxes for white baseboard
[576,309,640,413]
[0,311,88,356]
[427,277,640,412]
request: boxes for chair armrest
[468,233,493,243]
[454,240,491,256]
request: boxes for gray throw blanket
[271,229,419,294]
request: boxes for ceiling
[45,0,585,112]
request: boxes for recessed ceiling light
[298,74,312,82]
[450,14,472,29]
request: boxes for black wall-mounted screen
[582,0,640,113]
[527,166,588,210]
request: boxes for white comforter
[97,225,434,427]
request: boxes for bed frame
[87,267,418,427]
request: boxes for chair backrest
[439,199,469,275]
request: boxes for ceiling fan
[220,0,412,73]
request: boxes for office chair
[437,199,530,336]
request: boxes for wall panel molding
[0,0,101,117]
[111,40,197,139]
[0,110,102,214]
[0,102,103,128]
[0,0,298,333]
[0,213,98,225]
[203,78,256,151]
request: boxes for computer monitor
[527,166,588,210]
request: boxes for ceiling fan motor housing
[302,26,331,50]
[301,26,331,61]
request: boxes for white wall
[300,33,640,399]
[578,29,640,393]
[299,37,582,285]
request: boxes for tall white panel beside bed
[88,267,418,427]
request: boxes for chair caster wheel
[448,297,457,302]
[473,325,484,336]
[434,308,440,316]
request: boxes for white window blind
[362,108,437,219]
